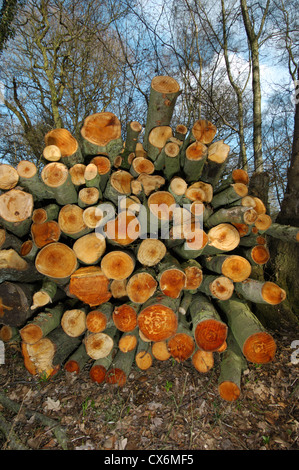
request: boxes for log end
[243,332,276,363]
[195,319,228,352]
[218,381,241,402]
[89,364,107,383]
[138,303,178,342]
[192,349,214,373]
[105,368,127,387]
[113,304,137,332]
[167,333,195,362]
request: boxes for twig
[0,391,69,450]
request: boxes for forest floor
[0,320,298,452]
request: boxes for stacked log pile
[0,75,297,402]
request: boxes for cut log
[31,220,61,248]
[205,206,257,229]
[0,249,43,283]
[203,223,240,255]
[20,303,65,345]
[89,349,115,384]
[167,314,195,362]
[175,124,188,141]
[0,189,33,237]
[32,204,60,225]
[201,254,252,282]
[0,229,22,253]
[64,343,90,375]
[168,177,188,203]
[0,163,19,189]
[0,325,20,342]
[185,181,213,203]
[31,279,58,310]
[110,279,128,299]
[90,156,111,191]
[137,293,179,342]
[58,204,90,239]
[72,232,106,265]
[217,295,276,363]
[125,121,143,154]
[172,228,209,260]
[211,183,248,209]
[118,327,138,353]
[104,210,140,246]
[112,302,139,332]
[151,340,171,361]
[104,170,133,205]
[61,307,87,338]
[69,266,111,307]
[136,238,166,267]
[19,239,38,262]
[78,187,100,208]
[126,269,158,304]
[69,164,86,188]
[82,206,105,229]
[22,327,81,378]
[241,244,270,266]
[189,293,228,352]
[192,348,214,373]
[35,242,78,284]
[263,222,299,243]
[183,141,208,182]
[147,126,173,161]
[100,250,135,280]
[147,190,175,232]
[238,232,267,247]
[234,279,286,305]
[254,213,272,231]
[84,163,101,190]
[143,76,180,151]
[80,112,123,159]
[182,260,203,291]
[84,326,117,360]
[119,195,141,215]
[191,119,217,144]
[17,160,54,201]
[218,330,247,401]
[43,144,61,162]
[45,128,83,167]
[215,168,249,193]
[201,140,230,187]
[41,162,78,205]
[198,275,234,300]
[158,142,180,180]
[105,346,136,387]
[135,338,153,370]
[157,254,186,299]
[0,281,34,327]
[132,173,165,197]
[130,157,155,177]
[86,303,114,333]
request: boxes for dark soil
[0,323,298,451]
